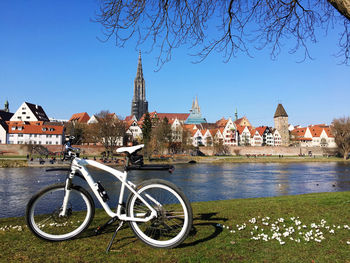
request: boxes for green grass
[0,159,27,168]
[1,192,350,262]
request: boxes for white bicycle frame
[60,157,158,223]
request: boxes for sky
[0,1,349,127]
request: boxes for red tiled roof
[308,126,323,137]
[255,126,267,136]
[250,129,259,138]
[209,128,218,136]
[7,121,64,135]
[236,125,245,134]
[124,115,134,121]
[234,116,252,127]
[324,127,334,138]
[69,112,90,123]
[291,127,307,137]
[215,118,227,127]
[156,113,190,121]
[183,124,196,131]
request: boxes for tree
[141,112,152,142]
[332,117,350,160]
[91,110,127,157]
[213,139,230,156]
[64,121,87,145]
[180,128,193,153]
[149,117,172,154]
[141,112,153,156]
[96,0,350,67]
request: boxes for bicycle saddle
[116,144,144,154]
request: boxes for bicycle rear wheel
[126,179,193,248]
[26,183,94,241]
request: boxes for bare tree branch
[95,0,350,67]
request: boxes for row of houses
[0,101,337,148]
[0,102,65,145]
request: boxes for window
[42,128,47,131]
[18,134,23,137]
[22,112,26,114]
[17,116,22,119]
[22,107,26,110]
[34,134,37,138]
[39,141,41,144]
[11,127,16,130]
[26,116,30,119]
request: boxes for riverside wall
[0,144,337,157]
[199,146,337,156]
[0,144,105,156]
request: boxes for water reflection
[1,162,350,218]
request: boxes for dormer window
[11,126,16,130]
[49,128,54,131]
[42,127,47,131]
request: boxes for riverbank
[1,191,350,262]
[0,155,349,168]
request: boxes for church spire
[131,51,148,120]
[136,50,143,80]
[4,100,9,112]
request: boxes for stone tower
[274,103,289,146]
[131,51,148,120]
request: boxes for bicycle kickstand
[106,221,124,253]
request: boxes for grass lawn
[1,192,350,262]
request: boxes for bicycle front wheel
[26,183,95,241]
[126,179,193,248]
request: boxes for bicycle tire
[26,183,95,241]
[126,179,193,248]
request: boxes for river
[1,162,350,218]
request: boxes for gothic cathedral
[131,51,148,120]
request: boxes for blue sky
[0,1,349,127]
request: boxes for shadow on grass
[179,212,228,248]
[73,212,228,250]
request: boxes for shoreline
[0,156,348,168]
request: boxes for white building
[10,102,50,122]
[126,119,143,142]
[273,129,282,146]
[7,121,64,145]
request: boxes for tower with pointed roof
[131,51,148,120]
[4,100,9,113]
[274,103,289,146]
[185,96,206,124]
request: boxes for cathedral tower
[274,103,290,146]
[131,51,148,120]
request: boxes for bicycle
[26,138,193,251]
